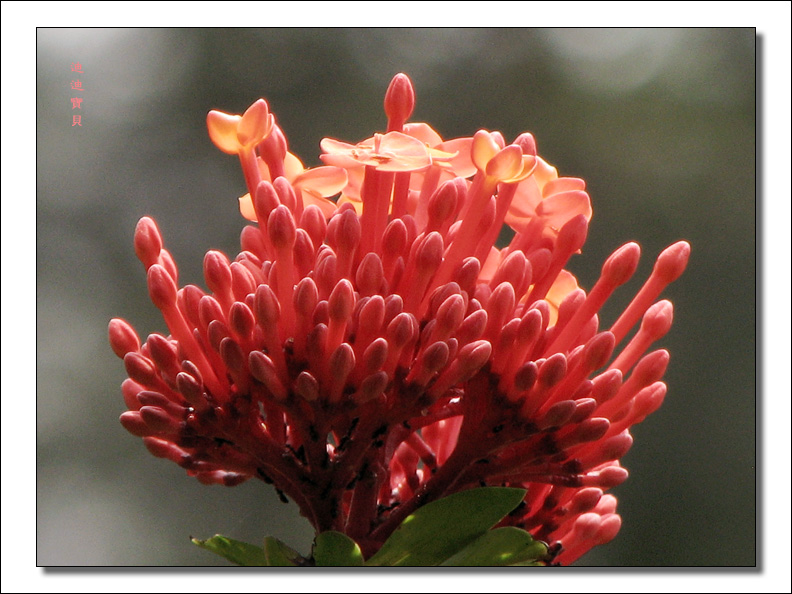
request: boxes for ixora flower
[110,73,689,567]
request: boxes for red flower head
[110,73,689,565]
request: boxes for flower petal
[337,194,364,214]
[320,152,367,170]
[283,152,305,180]
[207,110,242,154]
[545,270,580,325]
[403,122,444,147]
[301,192,339,219]
[322,132,433,172]
[485,145,524,181]
[542,176,586,198]
[478,246,502,283]
[504,179,543,231]
[238,99,272,147]
[471,130,500,173]
[375,131,432,170]
[531,157,559,191]
[438,137,476,178]
[238,193,257,221]
[536,190,593,228]
[320,137,360,155]
[292,166,348,198]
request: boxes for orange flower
[206,99,274,154]
[238,151,347,220]
[320,132,437,172]
[505,160,592,238]
[320,126,466,215]
[403,122,477,178]
[208,100,348,221]
[471,129,537,183]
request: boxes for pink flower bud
[176,372,205,408]
[229,301,256,340]
[198,295,226,330]
[254,284,281,325]
[146,334,180,378]
[356,370,389,404]
[147,264,178,310]
[490,249,529,291]
[583,332,616,371]
[568,488,603,515]
[219,337,246,376]
[137,390,185,418]
[230,262,256,301]
[139,405,182,435]
[328,279,355,323]
[384,73,415,131]
[293,277,319,318]
[108,318,141,359]
[254,180,280,222]
[583,465,629,488]
[294,370,320,402]
[538,399,577,430]
[455,339,492,381]
[300,204,328,250]
[134,217,163,269]
[641,299,674,339]
[328,343,356,397]
[268,205,296,250]
[356,252,385,297]
[630,349,670,387]
[538,353,567,388]
[484,282,516,339]
[601,242,641,287]
[249,351,287,401]
[570,397,597,423]
[203,251,233,297]
[273,177,297,212]
[591,369,622,403]
[121,379,144,411]
[119,411,151,437]
[382,218,408,260]
[179,284,205,328]
[386,312,416,349]
[654,240,691,283]
[513,361,538,392]
[426,180,459,232]
[455,309,488,346]
[361,338,389,376]
[123,352,158,387]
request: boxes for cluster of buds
[110,73,689,564]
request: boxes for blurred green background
[36,28,755,566]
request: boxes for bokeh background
[36,28,756,566]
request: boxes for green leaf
[313,531,365,566]
[440,526,548,566]
[262,536,303,566]
[365,486,527,566]
[192,534,301,566]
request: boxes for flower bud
[384,73,416,131]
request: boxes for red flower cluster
[110,74,689,564]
